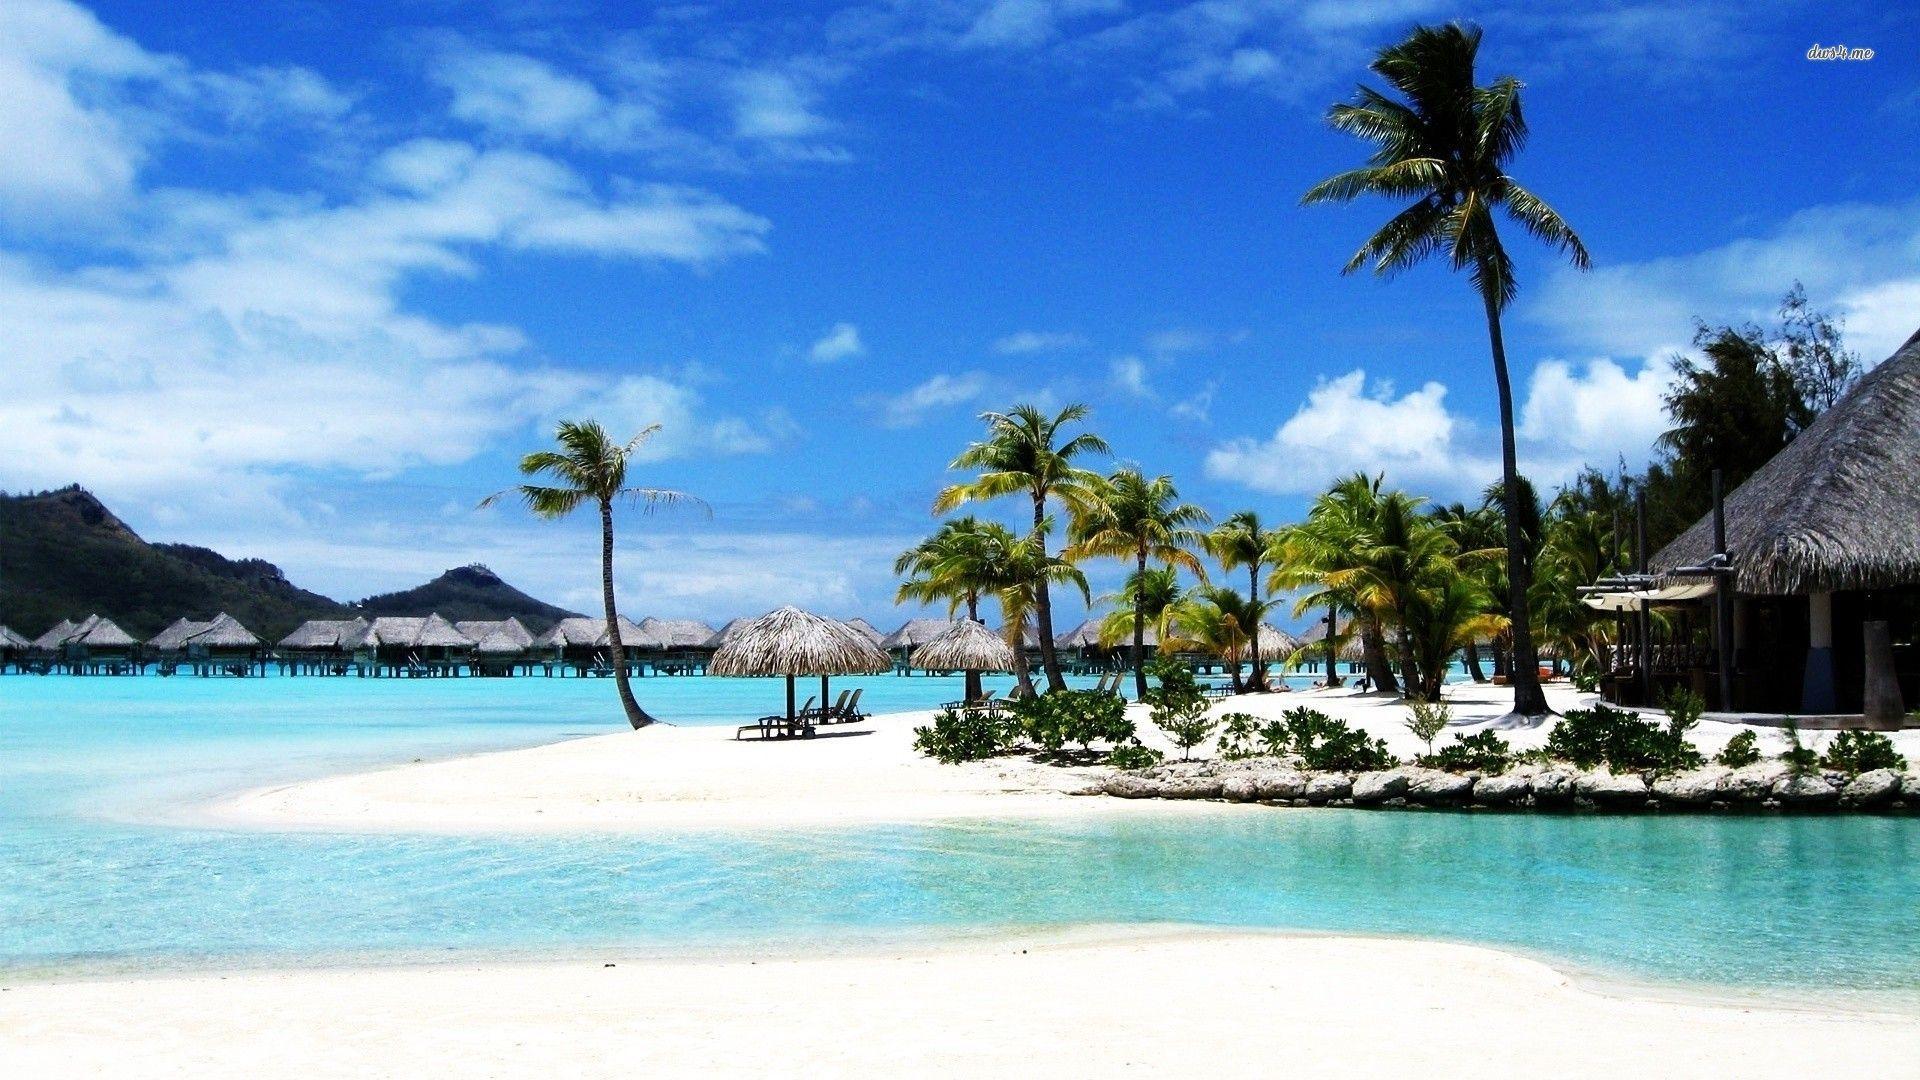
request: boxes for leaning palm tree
[1207,511,1277,691]
[1303,21,1588,720]
[934,404,1110,691]
[1070,468,1210,698]
[483,421,705,729]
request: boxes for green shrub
[1216,713,1262,760]
[1107,740,1164,770]
[912,706,1011,764]
[1150,696,1217,761]
[1544,703,1703,774]
[1822,730,1907,775]
[1275,707,1394,772]
[1007,689,1134,754]
[1571,667,1600,693]
[1715,730,1761,768]
[1405,700,1450,754]
[1778,718,1820,776]
[1421,731,1513,774]
[1257,718,1291,756]
[1142,655,1206,714]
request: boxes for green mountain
[0,486,350,640]
[354,565,580,633]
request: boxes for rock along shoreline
[1094,759,1920,814]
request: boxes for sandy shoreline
[4,927,1915,1078]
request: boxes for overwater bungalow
[35,615,141,674]
[276,618,370,675]
[881,619,960,673]
[1295,619,1367,678]
[1595,330,1920,724]
[844,618,885,646]
[534,615,646,676]
[1052,619,1115,673]
[454,618,535,677]
[354,614,474,676]
[0,625,31,672]
[634,617,717,675]
[149,613,264,675]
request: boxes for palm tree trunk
[1131,547,1149,699]
[1465,640,1487,682]
[965,595,983,704]
[1031,493,1067,692]
[1010,612,1036,698]
[600,498,652,729]
[1362,617,1399,695]
[1323,605,1344,688]
[1483,293,1550,717]
[1246,566,1267,692]
[1394,615,1420,701]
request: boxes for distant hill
[0,486,351,640]
[354,564,580,632]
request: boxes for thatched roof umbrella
[910,621,1015,701]
[1245,624,1301,664]
[1653,329,1920,594]
[711,606,891,721]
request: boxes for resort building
[1605,331,1920,721]
[354,614,474,676]
[276,618,370,674]
[0,625,30,672]
[147,613,265,675]
[633,617,718,675]
[32,615,140,674]
[880,619,961,672]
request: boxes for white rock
[1725,762,1788,802]
[1652,766,1730,805]
[1304,773,1352,802]
[1253,770,1309,800]
[1574,770,1650,806]
[1530,770,1576,805]
[1351,770,1410,804]
[1841,769,1902,807]
[1406,768,1473,803]
[1771,773,1838,807]
[1472,773,1532,804]
[1221,776,1258,803]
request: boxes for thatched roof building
[910,620,1015,673]
[356,614,473,649]
[278,618,369,651]
[881,619,961,652]
[472,627,530,655]
[533,616,644,649]
[0,625,30,651]
[1053,619,1104,650]
[31,619,81,650]
[844,617,884,645]
[704,617,752,649]
[1630,328,1920,718]
[149,617,212,652]
[1297,620,1365,663]
[1244,625,1301,663]
[1654,329,1920,595]
[636,617,717,650]
[456,618,534,648]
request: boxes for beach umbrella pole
[787,674,796,721]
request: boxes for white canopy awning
[1582,580,1718,611]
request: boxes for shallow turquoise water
[2,672,1917,1005]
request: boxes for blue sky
[4,0,1915,628]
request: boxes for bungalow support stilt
[1801,591,1836,713]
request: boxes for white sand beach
[215,680,1911,833]
[3,928,1915,1079]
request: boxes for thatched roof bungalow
[31,619,81,651]
[35,615,139,667]
[635,618,717,651]
[1635,328,1920,718]
[279,618,370,654]
[881,619,960,654]
[844,617,884,645]
[704,617,752,649]
[455,618,535,648]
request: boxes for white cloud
[730,69,829,140]
[868,372,988,428]
[1170,381,1216,422]
[809,321,865,362]
[0,0,344,224]
[1206,370,1496,495]
[992,329,1084,354]
[1519,356,1674,470]
[1529,199,1920,365]
[1109,355,1153,397]
[432,48,646,148]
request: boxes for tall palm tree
[895,516,1011,703]
[934,404,1109,691]
[1207,511,1277,691]
[1429,500,1505,680]
[483,421,704,729]
[1303,22,1588,720]
[1070,468,1210,698]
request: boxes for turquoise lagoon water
[2,672,1918,1006]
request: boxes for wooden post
[1635,492,1651,705]
[1863,620,1905,730]
[1712,469,1735,712]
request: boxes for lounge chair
[806,690,852,722]
[734,712,818,740]
[825,687,867,723]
